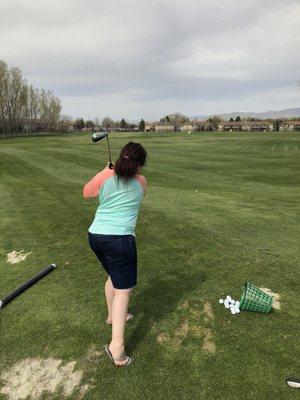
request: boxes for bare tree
[207,115,221,130]
[160,112,189,129]
[39,90,61,132]
[86,120,95,129]
[6,67,28,133]
[102,116,114,130]
[93,117,101,128]
[27,85,40,133]
[0,64,28,134]
[0,60,9,134]
[48,95,61,132]
[0,59,62,135]
[74,118,85,130]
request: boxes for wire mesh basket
[240,282,273,313]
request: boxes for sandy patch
[204,302,214,321]
[172,319,189,346]
[76,384,90,400]
[0,358,83,400]
[86,346,102,363]
[156,332,170,343]
[157,332,169,343]
[189,325,216,354]
[157,299,216,354]
[202,329,216,354]
[189,324,204,337]
[6,250,32,265]
[158,316,216,353]
[179,300,201,317]
[157,320,189,347]
[175,319,189,338]
[260,288,281,310]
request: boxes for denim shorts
[88,232,137,289]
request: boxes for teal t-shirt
[88,175,144,236]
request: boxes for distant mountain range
[194,107,300,121]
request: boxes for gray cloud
[0,0,299,120]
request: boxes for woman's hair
[114,142,147,182]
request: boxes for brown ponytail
[114,142,147,182]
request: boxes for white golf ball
[224,301,230,309]
[235,301,240,307]
[219,299,224,304]
[231,309,237,315]
[226,295,231,300]
[235,308,240,313]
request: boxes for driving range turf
[0,131,299,399]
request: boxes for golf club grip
[0,263,56,309]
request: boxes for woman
[83,141,147,367]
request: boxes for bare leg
[105,277,114,320]
[105,277,133,324]
[109,288,132,366]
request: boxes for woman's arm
[136,174,147,196]
[83,167,113,199]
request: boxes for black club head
[92,131,108,142]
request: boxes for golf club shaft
[106,135,113,168]
[0,263,57,310]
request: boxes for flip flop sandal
[104,345,132,367]
[106,313,133,325]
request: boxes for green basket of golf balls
[240,282,273,313]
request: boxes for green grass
[0,131,299,400]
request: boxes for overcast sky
[1,0,300,121]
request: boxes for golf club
[92,131,113,169]
[0,263,57,310]
[286,378,300,389]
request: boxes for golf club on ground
[0,263,57,310]
[92,131,113,169]
[286,378,300,389]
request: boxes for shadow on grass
[125,205,213,354]
[127,270,207,353]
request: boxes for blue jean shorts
[88,232,137,289]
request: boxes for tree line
[69,116,146,131]
[0,60,61,135]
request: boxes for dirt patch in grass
[157,332,169,343]
[157,319,189,347]
[189,325,216,354]
[172,319,189,347]
[76,384,91,400]
[202,328,216,354]
[157,301,216,354]
[204,302,214,321]
[0,358,84,400]
[86,346,102,363]
[6,250,32,264]
[175,319,189,338]
[260,288,281,310]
